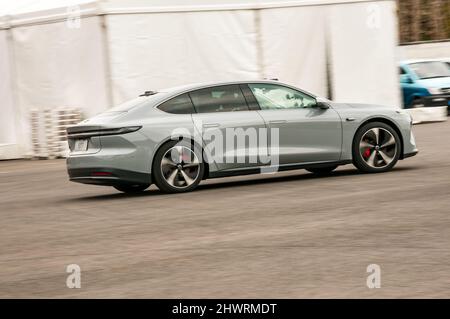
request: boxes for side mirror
[316,101,330,109]
[400,74,413,84]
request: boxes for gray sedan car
[67,80,418,193]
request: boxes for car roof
[157,80,317,97]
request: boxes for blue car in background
[400,60,450,114]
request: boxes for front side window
[189,85,249,113]
[248,83,316,110]
[158,93,195,114]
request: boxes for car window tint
[189,85,249,113]
[158,94,195,114]
[248,83,316,110]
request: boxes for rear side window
[158,94,195,114]
[189,85,249,113]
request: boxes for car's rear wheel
[114,183,150,193]
[353,122,401,173]
[152,140,204,193]
[306,165,337,175]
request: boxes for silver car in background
[67,80,418,193]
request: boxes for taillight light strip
[67,126,142,139]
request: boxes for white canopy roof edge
[0,0,393,28]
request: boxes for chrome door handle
[202,123,220,128]
[269,120,287,124]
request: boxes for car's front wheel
[352,122,401,173]
[152,140,205,193]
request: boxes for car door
[400,66,419,107]
[246,83,342,165]
[190,84,268,171]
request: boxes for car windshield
[409,61,450,79]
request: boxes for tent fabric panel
[106,10,259,104]
[259,5,328,97]
[328,1,401,106]
[11,16,109,153]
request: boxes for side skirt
[208,160,352,179]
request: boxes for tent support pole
[100,14,114,107]
[5,27,26,158]
[324,12,334,101]
[253,9,265,79]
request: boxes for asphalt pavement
[0,121,449,298]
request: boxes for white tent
[0,25,18,159]
[0,0,401,159]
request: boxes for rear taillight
[67,126,142,139]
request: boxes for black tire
[352,121,401,173]
[152,139,205,193]
[114,183,150,193]
[411,97,424,108]
[306,165,337,175]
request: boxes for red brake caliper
[363,148,372,158]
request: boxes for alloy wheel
[359,128,397,168]
[160,145,201,189]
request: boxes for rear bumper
[66,131,153,186]
[68,167,151,186]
